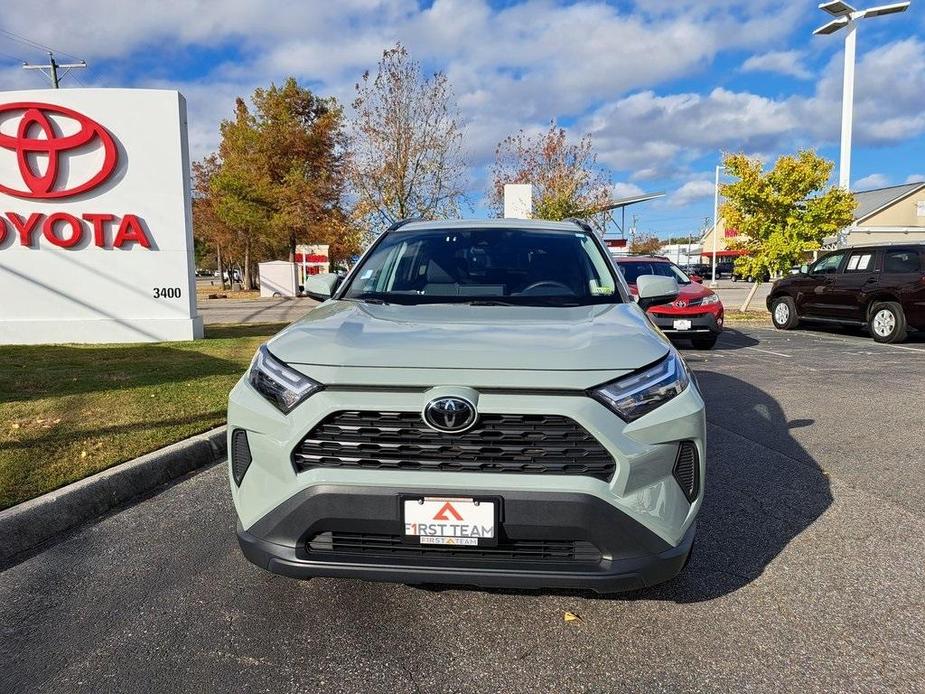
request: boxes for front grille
[673,441,700,502]
[307,532,602,564]
[293,411,615,480]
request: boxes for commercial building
[823,182,925,248]
[699,182,925,261]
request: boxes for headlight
[248,345,323,413]
[590,352,690,422]
[701,294,720,305]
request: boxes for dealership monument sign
[0,89,202,344]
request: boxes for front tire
[691,334,718,350]
[771,296,799,330]
[868,302,907,343]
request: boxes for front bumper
[237,484,696,593]
[649,310,723,335]
[228,363,706,593]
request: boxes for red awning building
[699,219,747,260]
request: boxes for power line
[0,27,83,62]
[0,48,28,63]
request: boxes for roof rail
[564,217,594,234]
[385,217,425,232]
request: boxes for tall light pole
[709,164,724,288]
[813,1,911,189]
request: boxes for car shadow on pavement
[643,370,832,603]
[705,328,760,350]
[418,370,832,604]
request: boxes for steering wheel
[520,280,574,295]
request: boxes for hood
[268,300,669,371]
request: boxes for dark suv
[767,244,925,343]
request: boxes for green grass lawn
[0,323,286,510]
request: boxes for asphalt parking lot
[2,324,923,693]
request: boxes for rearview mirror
[304,272,340,300]
[690,274,702,284]
[636,274,680,310]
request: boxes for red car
[614,256,724,349]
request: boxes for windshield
[341,227,621,306]
[617,260,690,285]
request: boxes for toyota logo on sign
[0,102,118,199]
[422,397,477,433]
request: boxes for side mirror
[800,264,809,275]
[690,274,703,284]
[636,274,679,310]
[304,272,340,300]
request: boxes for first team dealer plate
[673,319,692,330]
[403,496,497,546]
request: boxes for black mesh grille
[293,411,615,480]
[673,441,699,502]
[231,429,252,486]
[307,532,602,564]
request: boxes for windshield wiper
[357,297,388,305]
[466,299,517,306]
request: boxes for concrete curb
[0,426,227,566]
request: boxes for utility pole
[22,52,86,88]
[629,214,638,251]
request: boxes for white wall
[0,89,202,344]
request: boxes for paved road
[711,279,771,311]
[199,297,320,326]
[3,326,924,693]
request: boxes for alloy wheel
[872,309,895,337]
[774,302,790,325]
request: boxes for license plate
[403,497,496,546]
[673,319,692,330]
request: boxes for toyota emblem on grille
[674,299,688,308]
[422,397,477,433]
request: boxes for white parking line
[741,346,792,358]
[737,326,925,355]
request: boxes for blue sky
[2,0,924,239]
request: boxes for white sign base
[1,317,203,345]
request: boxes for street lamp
[813,1,911,189]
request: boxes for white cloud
[854,173,890,190]
[669,180,716,208]
[579,38,925,176]
[613,182,646,199]
[0,0,806,166]
[742,50,811,79]
[2,0,920,195]
[905,174,925,183]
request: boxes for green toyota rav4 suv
[228,219,706,593]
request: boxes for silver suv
[228,219,705,593]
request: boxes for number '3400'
[153,287,182,299]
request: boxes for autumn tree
[210,98,275,289]
[490,123,614,232]
[721,150,856,309]
[630,234,663,255]
[200,79,359,289]
[348,44,467,232]
[250,79,353,262]
[192,154,234,288]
